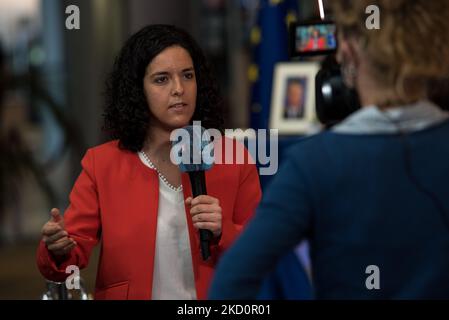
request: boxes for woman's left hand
[186,195,222,238]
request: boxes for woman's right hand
[41,208,77,256]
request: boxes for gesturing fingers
[51,241,77,257]
[41,223,63,236]
[47,237,76,252]
[44,230,68,245]
[50,208,62,223]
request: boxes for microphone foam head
[171,123,214,172]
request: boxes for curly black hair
[103,24,224,152]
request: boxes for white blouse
[138,152,197,300]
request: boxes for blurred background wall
[0,0,319,299]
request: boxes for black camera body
[289,20,361,128]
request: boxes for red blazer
[36,139,261,299]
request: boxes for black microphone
[172,124,215,261]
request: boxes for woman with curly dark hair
[36,25,261,300]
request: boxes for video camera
[289,20,361,128]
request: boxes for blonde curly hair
[332,0,449,105]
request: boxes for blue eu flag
[249,0,299,130]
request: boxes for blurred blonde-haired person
[210,0,449,299]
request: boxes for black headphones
[315,54,361,128]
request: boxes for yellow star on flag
[269,0,283,6]
[248,64,259,83]
[250,26,262,46]
[285,10,297,28]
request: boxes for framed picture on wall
[269,62,320,135]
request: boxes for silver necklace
[140,151,183,192]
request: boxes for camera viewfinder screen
[293,23,337,55]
